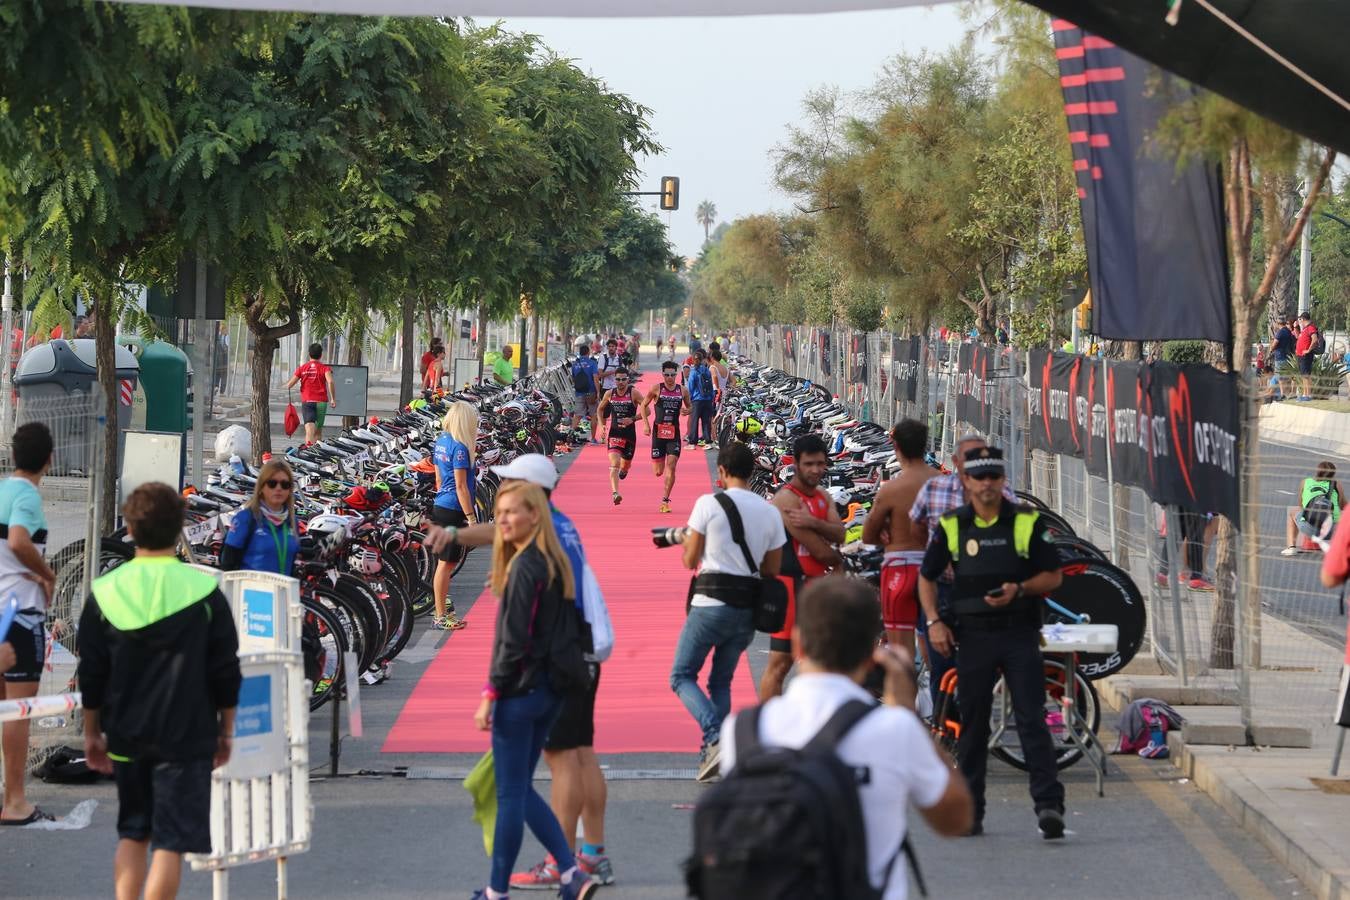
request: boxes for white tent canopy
[116,0,938,15]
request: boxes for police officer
[917,446,1067,840]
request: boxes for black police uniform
[919,494,1066,828]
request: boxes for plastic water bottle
[229,454,245,475]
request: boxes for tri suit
[606,387,638,462]
[651,384,684,460]
[770,483,832,653]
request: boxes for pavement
[3,408,1317,900]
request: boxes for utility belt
[954,605,1041,631]
[690,572,762,609]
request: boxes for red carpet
[382,392,758,754]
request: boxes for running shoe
[1187,576,1216,592]
[1037,807,1066,840]
[618,468,628,480]
[659,500,672,514]
[1280,545,1300,556]
[558,873,598,900]
[510,856,560,890]
[1154,572,1169,588]
[432,614,467,631]
[612,492,622,506]
[696,740,721,782]
[686,441,699,449]
[577,853,615,886]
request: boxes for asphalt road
[3,439,1308,899]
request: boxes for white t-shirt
[687,487,787,608]
[597,353,623,391]
[721,674,950,900]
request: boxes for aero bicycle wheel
[301,596,349,711]
[989,658,1100,771]
[1015,490,1050,511]
[1053,535,1108,563]
[1044,559,1145,679]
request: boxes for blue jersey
[223,507,299,575]
[572,356,599,395]
[551,506,587,610]
[433,434,475,512]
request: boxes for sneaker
[510,856,560,890]
[432,614,467,631]
[618,468,628,481]
[964,821,984,837]
[659,500,671,514]
[558,872,598,900]
[576,853,615,886]
[1154,572,1169,588]
[1187,576,1216,592]
[612,491,622,506]
[1138,740,1170,759]
[1038,807,1066,840]
[1280,545,1300,557]
[696,741,721,782]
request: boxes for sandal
[1,807,55,826]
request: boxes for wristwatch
[1014,583,1025,599]
[926,618,942,628]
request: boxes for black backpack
[572,359,593,393]
[685,699,921,900]
[1303,483,1337,535]
[1311,329,1326,356]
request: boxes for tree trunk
[243,289,301,465]
[399,294,415,407]
[95,302,118,532]
[475,299,488,382]
[343,313,365,428]
[1265,174,1300,326]
[250,333,278,464]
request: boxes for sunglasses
[966,471,1004,482]
[265,479,293,490]
[663,371,677,377]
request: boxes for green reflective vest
[938,501,1041,617]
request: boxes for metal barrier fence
[736,326,1348,751]
[0,384,104,769]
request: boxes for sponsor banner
[894,336,920,403]
[1028,349,1239,519]
[955,343,995,434]
[850,333,868,385]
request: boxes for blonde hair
[489,482,575,602]
[246,460,297,530]
[441,400,479,464]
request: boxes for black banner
[1027,349,1239,519]
[819,331,831,376]
[850,333,868,385]
[955,343,995,434]
[1052,21,1230,345]
[895,336,920,403]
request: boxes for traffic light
[660,176,680,211]
[1076,290,1092,331]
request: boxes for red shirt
[1296,325,1318,356]
[420,350,435,372]
[1320,517,1350,664]
[294,360,331,402]
[784,483,833,579]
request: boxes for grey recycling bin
[14,339,139,474]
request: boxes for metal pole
[190,254,208,491]
[277,857,288,900]
[1298,217,1312,315]
[0,260,14,440]
[1008,350,1022,491]
[1102,356,1119,562]
[213,868,229,900]
[1332,728,1346,776]
[1164,505,1190,685]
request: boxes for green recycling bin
[139,340,189,433]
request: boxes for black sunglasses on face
[265,479,293,490]
[967,471,1004,482]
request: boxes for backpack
[1113,698,1182,757]
[694,364,714,399]
[572,359,593,393]
[1302,483,1337,535]
[685,699,918,900]
[1311,329,1326,356]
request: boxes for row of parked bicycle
[48,361,582,711]
[715,359,1148,769]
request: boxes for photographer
[665,442,785,782]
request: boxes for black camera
[651,526,690,548]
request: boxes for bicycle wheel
[1035,508,1077,540]
[334,574,389,672]
[301,596,349,711]
[1044,559,1145,679]
[373,568,414,664]
[989,658,1100,771]
[1053,535,1108,563]
[1015,490,1050,511]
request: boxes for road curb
[1168,738,1350,900]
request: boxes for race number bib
[608,435,630,451]
[656,423,676,441]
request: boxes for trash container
[139,340,189,433]
[13,339,139,474]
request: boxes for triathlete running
[597,369,644,506]
[643,360,692,514]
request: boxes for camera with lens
[651,526,690,548]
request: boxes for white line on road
[398,629,444,664]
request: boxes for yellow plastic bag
[464,750,497,856]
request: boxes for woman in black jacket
[472,481,595,900]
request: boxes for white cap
[488,454,559,490]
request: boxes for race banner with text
[896,336,921,402]
[955,343,995,434]
[1028,349,1239,519]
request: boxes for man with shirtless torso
[861,419,939,654]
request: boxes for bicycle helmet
[348,547,383,576]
